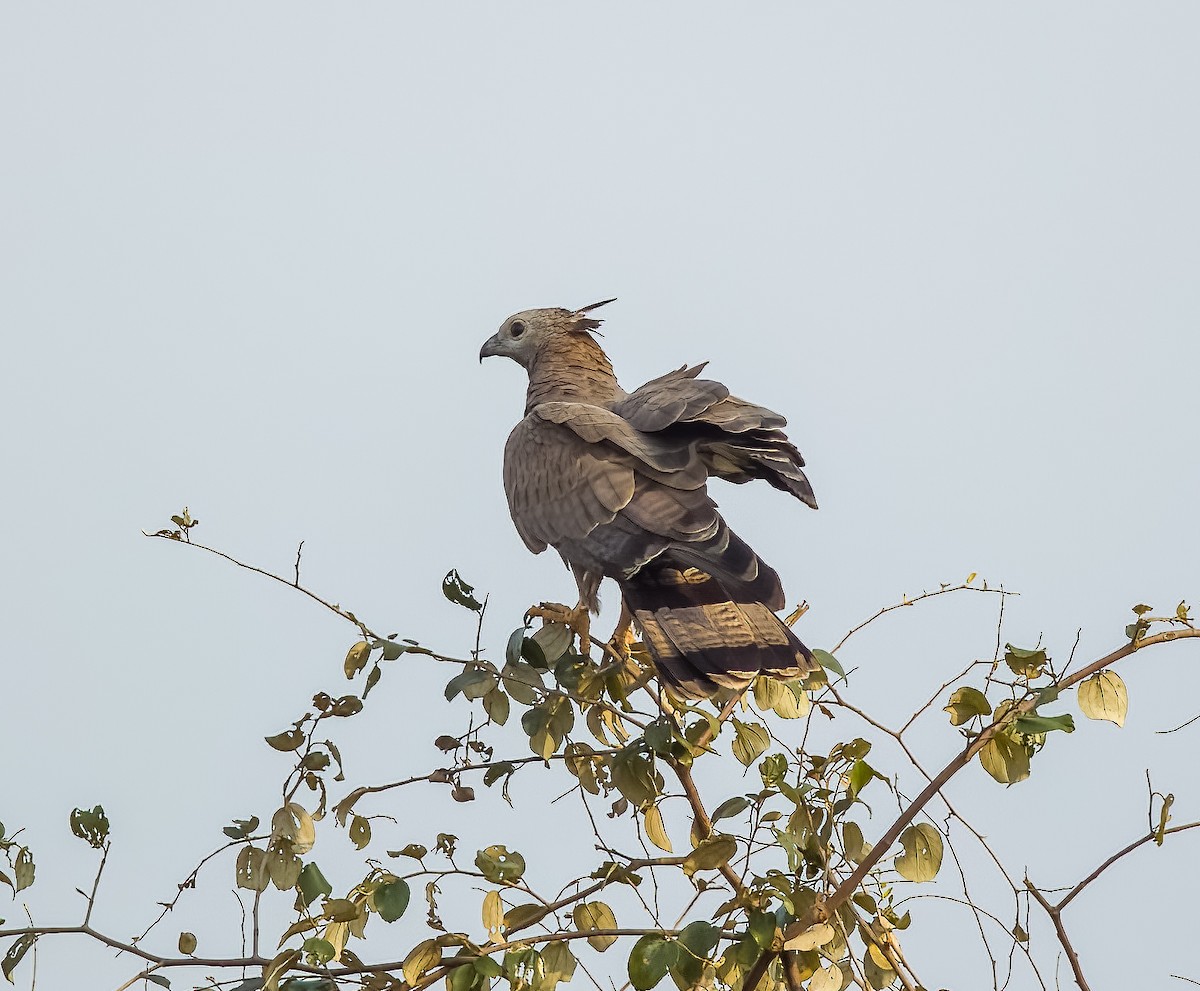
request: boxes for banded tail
[619,538,816,699]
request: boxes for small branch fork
[1025,820,1200,991]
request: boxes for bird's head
[479,299,616,368]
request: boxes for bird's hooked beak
[479,333,503,363]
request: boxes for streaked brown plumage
[479,301,818,699]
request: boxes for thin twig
[1024,881,1090,991]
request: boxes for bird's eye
[510,320,526,338]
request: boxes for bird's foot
[526,601,592,655]
[602,602,637,667]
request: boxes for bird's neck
[525,334,620,412]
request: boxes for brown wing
[614,365,817,509]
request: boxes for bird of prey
[479,300,818,699]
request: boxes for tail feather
[619,557,816,700]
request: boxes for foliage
[2,513,1199,991]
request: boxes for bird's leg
[603,601,636,665]
[526,600,592,654]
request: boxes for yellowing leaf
[541,940,578,989]
[402,939,441,986]
[783,922,836,951]
[285,803,315,855]
[944,686,991,726]
[482,889,504,938]
[731,720,770,767]
[262,948,301,991]
[810,964,844,991]
[683,833,738,878]
[866,944,892,970]
[979,730,1031,785]
[1077,671,1128,727]
[572,901,618,951]
[343,641,371,679]
[643,804,672,853]
[894,822,943,882]
[178,931,197,955]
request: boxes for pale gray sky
[2,4,1198,988]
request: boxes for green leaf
[944,686,992,726]
[322,898,361,922]
[503,903,549,930]
[350,815,371,851]
[812,648,845,679]
[673,920,720,984]
[443,570,483,611]
[445,669,496,702]
[1132,602,1154,615]
[643,717,676,756]
[747,909,778,948]
[362,664,382,698]
[610,742,662,808]
[473,956,505,979]
[530,622,572,665]
[448,959,480,991]
[711,796,750,823]
[482,687,510,726]
[541,941,578,990]
[1077,671,1129,727]
[573,901,619,951]
[1014,712,1075,735]
[301,937,335,965]
[979,730,1031,785]
[2,935,36,984]
[474,845,526,884]
[627,934,679,990]
[145,977,171,989]
[223,816,260,840]
[501,660,545,704]
[389,843,428,861]
[380,640,411,661]
[731,720,770,767]
[843,821,869,864]
[894,823,943,881]
[297,862,332,908]
[759,753,788,788]
[265,729,305,752]
[1004,644,1048,679]
[328,694,363,717]
[70,806,110,849]
[372,879,411,923]
[266,845,302,891]
[683,833,738,878]
[520,636,547,670]
[12,848,33,894]
[847,759,881,799]
[343,641,371,679]
[505,627,526,667]
[178,931,197,955]
[235,846,270,892]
